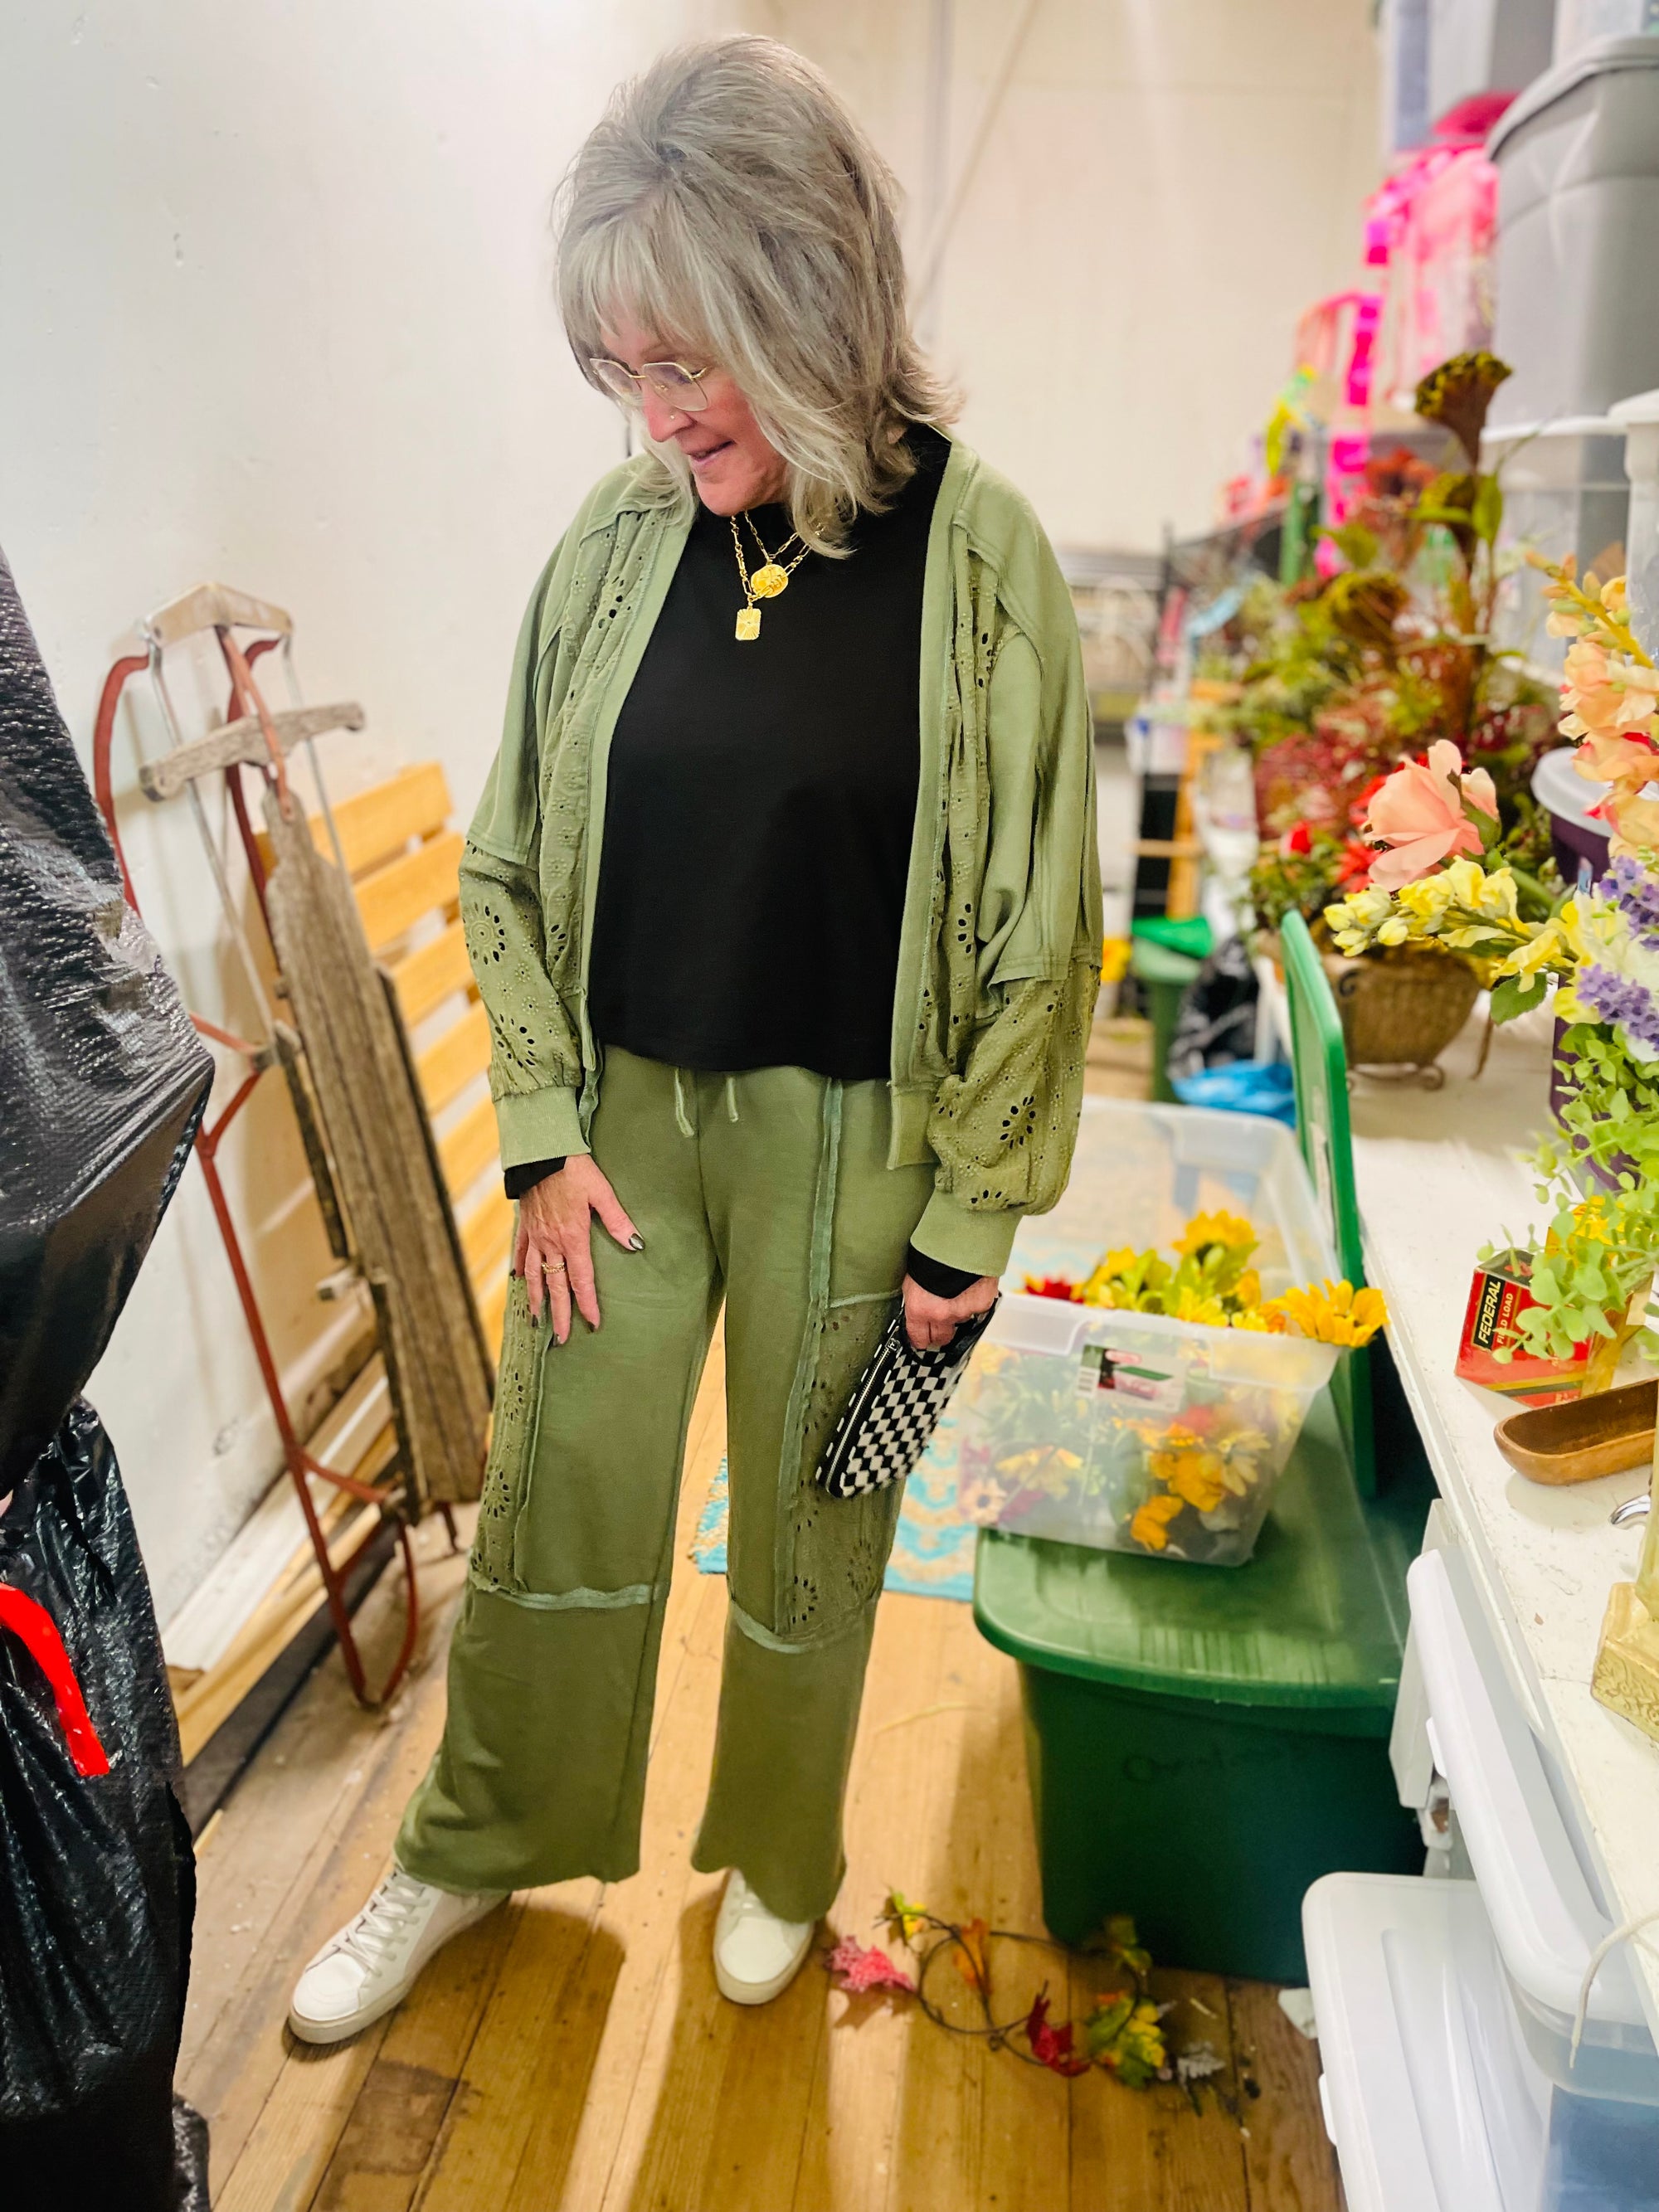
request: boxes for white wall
[0,0,741,1625]
[2,0,1380,1623]
[757,0,1384,548]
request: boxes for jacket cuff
[494,1085,588,1170]
[911,1189,1023,1281]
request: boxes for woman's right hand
[513,1156,642,1344]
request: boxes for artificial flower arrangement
[952,1213,1384,1564]
[824,1903,1233,2102]
[1229,351,1556,937]
[1323,555,1659,1378]
[1021,1209,1385,1343]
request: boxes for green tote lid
[1131,915,1214,961]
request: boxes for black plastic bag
[0,549,214,2201]
[0,543,212,1492]
[1168,934,1261,1081]
[0,1407,197,2209]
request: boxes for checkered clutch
[815,1298,1000,1500]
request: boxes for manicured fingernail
[628,1234,645,1252]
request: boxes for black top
[586,424,950,1080]
[513,426,978,1291]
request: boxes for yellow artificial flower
[995,1446,1084,1497]
[1495,913,1569,982]
[1129,1493,1185,1551]
[1440,856,1489,910]
[1101,936,1131,984]
[1262,1279,1388,1347]
[1174,1212,1258,1259]
[1476,868,1521,923]
[1398,873,1457,923]
[1157,1450,1228,1513]
[1168,1286,1230,1326]
[1222,1424,1272,1458]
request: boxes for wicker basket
[1321,946,1481,1075]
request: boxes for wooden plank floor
[183,1324,1341,2212]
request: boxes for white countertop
[1345,1006,1659,2042]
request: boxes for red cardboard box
[1456,1251,1598,1407]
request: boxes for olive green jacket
[460,435,1101,1279]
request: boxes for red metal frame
[91,626,424,1707]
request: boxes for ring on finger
[546,1255,567,1276]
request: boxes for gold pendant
[750,562,789,600]
[735,605,761,641]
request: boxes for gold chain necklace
[727,513,810,641]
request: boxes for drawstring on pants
[671,1067,741,1135]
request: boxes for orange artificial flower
[1129,1493,1185,1551]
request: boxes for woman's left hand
[902,1271,999,1352]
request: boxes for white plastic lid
[1408,1548,1654,2044]
[1532,746,1613,836]
[1489,34,1659,158]
[1302,1873,1544,2212]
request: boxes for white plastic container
[1484,418,1630,667]
[1408,1545,1659,2107]
[1428,0,1554,125]
[1611,386,1659,644]
[1489,40,1659,430]
[1304,1872,1659,2210]
[1554,1,1659,66]
[952,1101,1339,1565]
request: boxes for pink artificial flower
[1574,727,1659,790]
[824,1935,916,1996]
[1559,640,1624,738]
[1362,741,1496,890]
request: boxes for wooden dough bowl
[1494,1378,1657,1486]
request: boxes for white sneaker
[287,1866,505,2044]
[713,1869,817,2006]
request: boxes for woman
[289,33,1098,2039]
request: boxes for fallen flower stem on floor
[871,1700,978,1734]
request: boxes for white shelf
[1347,1007,1659,2047]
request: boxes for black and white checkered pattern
[815,1298,999,1500]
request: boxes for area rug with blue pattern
[691,1422,976,1604]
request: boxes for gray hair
[554,35,955,553]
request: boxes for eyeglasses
[589,357,710,413]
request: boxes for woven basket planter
[1320,946,1481,1077]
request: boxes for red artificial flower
[1024,1991,1091,2077]
[824,1935,916,1996]
[1335,839,1374,887]
[1023,1275,1080,1303]
[1280,820,1314,857]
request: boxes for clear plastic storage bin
[954,1101,1340,1566]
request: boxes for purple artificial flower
[1574,962,1659,1053]
[1597,854,1659,942]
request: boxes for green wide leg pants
[397,1049,937,1922]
